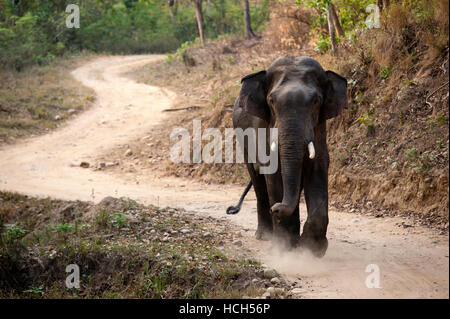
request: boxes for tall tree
[193,0,205,45]
[327,2,338,54]
[330,3,344,37]
[168,0,178,18]
[243,0,256,39]
[377,0,390,12]
[219,0,226,34]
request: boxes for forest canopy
[0,0,269,70]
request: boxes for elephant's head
[238,56,348,217]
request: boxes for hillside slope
[114,2,448,223]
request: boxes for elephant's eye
[312,94,322,106]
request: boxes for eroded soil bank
[0,56,448,298]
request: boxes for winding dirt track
[0,55,448,298]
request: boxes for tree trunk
[219,0,225,34]
[243,0,256,39]
[330,3,344,38]
[377,0,383,12]
[193,0,205,45]
[327,4,338,55]
[168,0,178,18]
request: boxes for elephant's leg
[247,164,272,240]
[273,205,301,249]
[300,158,329,257]
[265,172,302,248]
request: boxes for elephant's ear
[321,70,348,121]
[238,70,270,123]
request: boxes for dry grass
[0,54,96,144]
[264,0,312,51]
[0,192,270,298]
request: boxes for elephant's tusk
[308,141,315,159]
[271,141,277,152]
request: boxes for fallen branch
[162,106,203,112]
[441,58,448,75]
[425,81,449,110]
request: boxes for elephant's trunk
[271,121,311,216]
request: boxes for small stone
[126,215,139,224]
[105,162,118,167]
[124,149,133,156]
[263,269,277,279]
[54,115,61,120]
[270,277,281,285]
[290,288,307,295]
[67,109,76,114]
[233,240,243,247]
[266,287,283,296]
[80,161,90,168]
[274,288,284,295]
[351,218,360,223]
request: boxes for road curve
[0,55,447,298]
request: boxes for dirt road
[0,55,448,298]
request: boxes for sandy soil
[0,55,448,298]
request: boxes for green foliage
[379,65,392,79]
[405,146,419,159]
[112,212,128,228]
[314,36,331,54]
[335,0,374,30]
[176,39,197,60]
[165,53,174,63]
[53,223,73,233]
[4,224,27,241]
[297,0,375,53]
[436,139,443,149]
[405,146,434,172]
[359,113,375,134]
[297,0,330,34]
[0,0,270,70]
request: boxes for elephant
[228,56,348,257]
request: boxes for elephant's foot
[255,228,272,241]
[271,231,300,250]
[298,235,328,258]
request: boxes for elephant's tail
[226,180,252,214]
